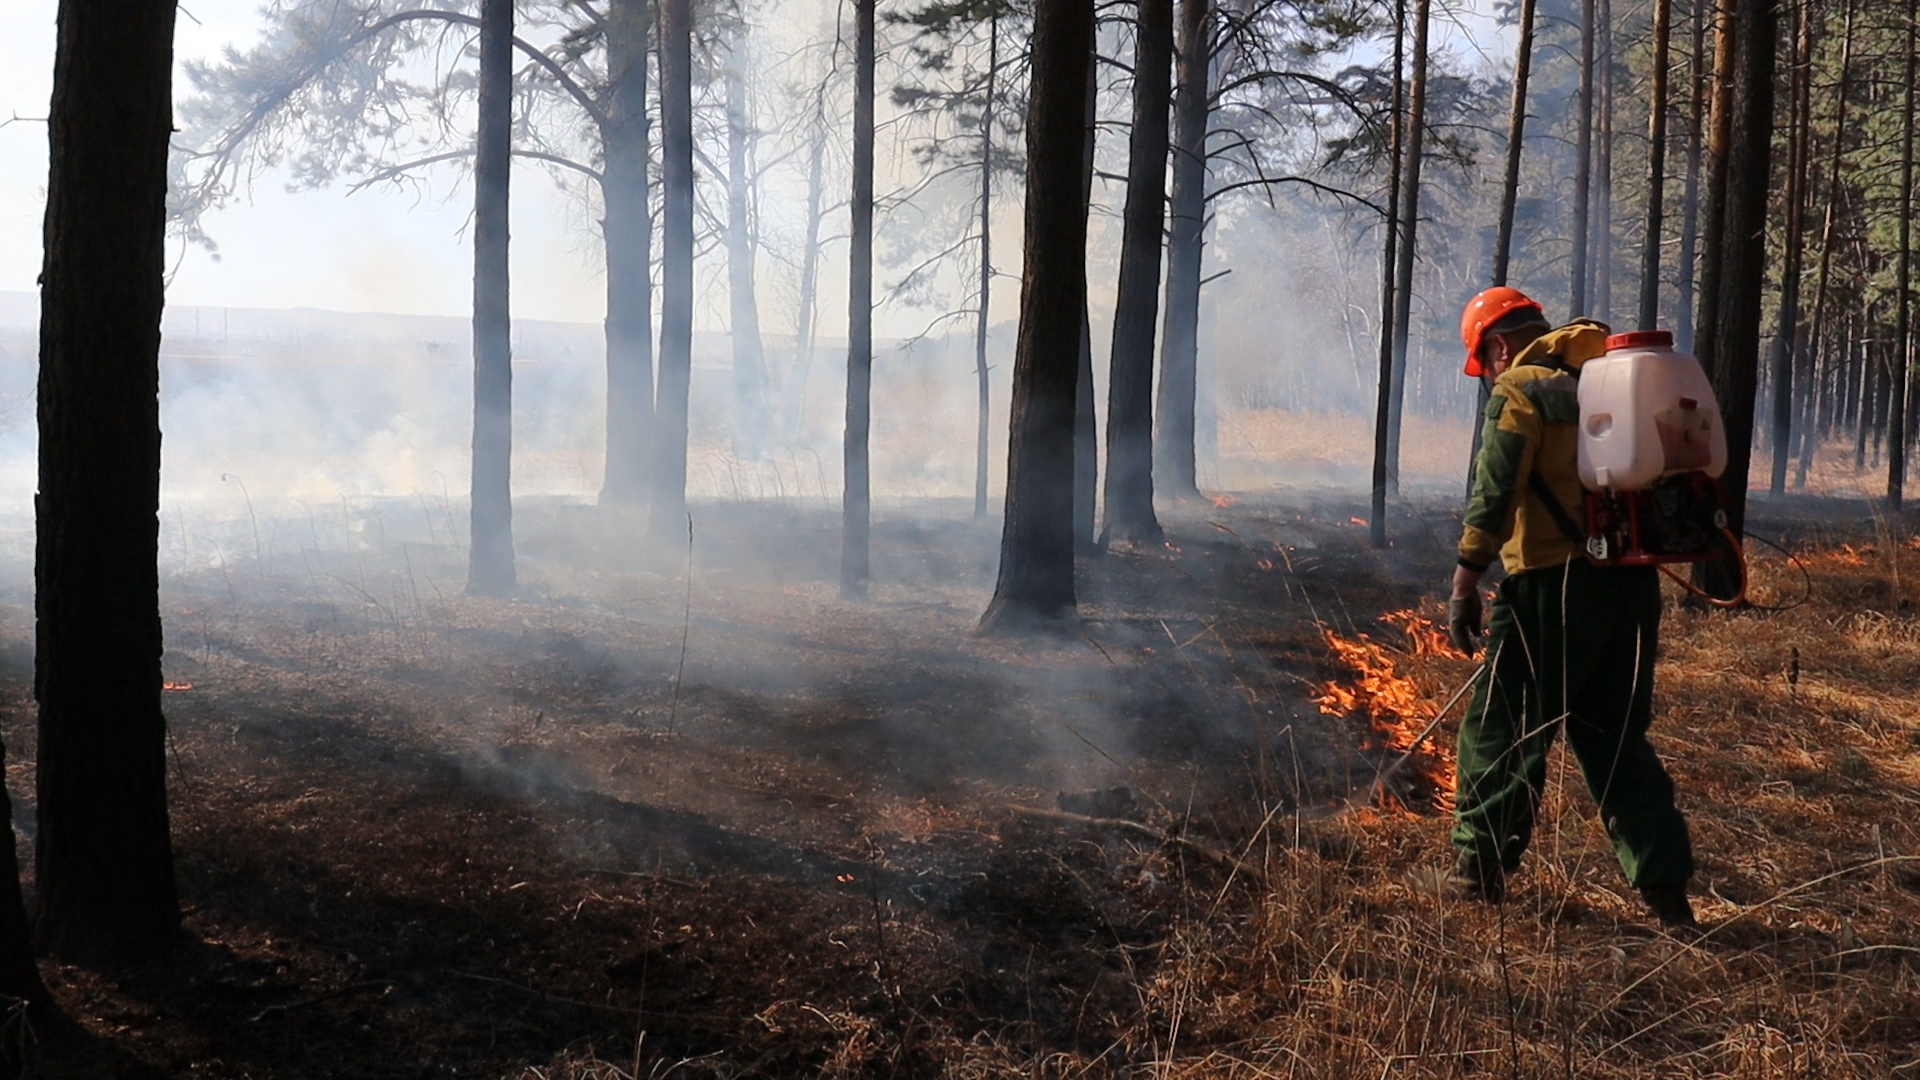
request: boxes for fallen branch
[1002,804,1266,885]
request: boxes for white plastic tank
[1577,330,1728,492]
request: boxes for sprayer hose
[1657,528,1749,609]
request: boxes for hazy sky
[2,0,631,324]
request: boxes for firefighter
[1445,286,1697,929]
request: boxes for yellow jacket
[1458,320,1611,575]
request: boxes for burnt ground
[0,492,1454,1078]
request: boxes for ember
[163,680,194,692]
[1208,494,1238,509]
[1312,629,1455,806]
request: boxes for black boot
[1638,883,1698,930]
[1447,851,1506,903]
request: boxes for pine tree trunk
[980,0,1092,631]
[975,13,1000,521]
[1636,0,1671,330]
[1491,0,1536,286]
[1571,0,1595,315]
[1154,0,1210,499]
[726,58,770,462]
[1692,0,1736,368]
[842,0,875,596]
[1768,0,1811,496]
[1891,0,1916,508]
[653,0,695,539]
[1595,0,1614,323]
[1368,0,1406,549]
[34,0,181,964]
[599,0,655,507]
[1101,0,1173,546]
[1796,0,1843,490]
[1675,0,1707,351]
[468,0,515,595]
[1383,0,1431,494]
[1698,0,1778,580]
[790,114,827,443]
[1074,43,1099,554]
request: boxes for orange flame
[1830,544,1868,566]
[1348,516,1368,527]
[1379,609,1470,660]
[1208,494,1238,509]
[163,680,194,692]
[1312,629,1455,807]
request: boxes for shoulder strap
[1528,472,1587,545]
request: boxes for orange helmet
[1460,286,1544,377]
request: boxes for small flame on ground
[1312,629,1455,809]
[1379,609,1470,660]
[163,680,194,692]
[1208,494,1238,509]
[1348,516,1367,527]
[1830,544,1868,566]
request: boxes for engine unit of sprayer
[1573,330,1731,567]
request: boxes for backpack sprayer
[1573,330,1747,605]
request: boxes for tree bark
[1636,0,1671,330]
[1595,0,1614,323]
[1891,0,1916,508]
[790,107,828,443]
[1692,0,1736,370]
[599,0,655,507]
[1697,0,1777,593]
[1768,0,1812,496]
[975,12,1001,521]
[1154,0,1210,499]
[980,0,1092,631]
[1075,40,1099,554]
[1675,0,1706,351]
[1101,0,1174,546]
[1368,0,1406,549]
[842,0,875,597]
[1491,0,1536,287]
[1383,0,1431,495]
[726,56,770,462]
[34,0,181,963]
[652,0,695,538]
[467,0,515,596]
[1570,0,1595,315]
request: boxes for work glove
[1448,593,1484,657]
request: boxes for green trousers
[1450,559,1694,887]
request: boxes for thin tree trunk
[726,56,770,462]
[1154,0,1210,499]
[842,0,875,596]
[1491,0,1536,286]
[1891,0,1916,508]
[1075,41,1099,554]
[1796,0,1843,490]
[1769,0,1812,496]
[33,0,181,964]
[1571,0,1596,315]
[1636,0,1671,330]
[1368,0,1406,549]
[1383,0,1431,494]
[1675,0,1707,351]
[1102,0,1174,546]
[599,0,654,507]
[468,0,515,596]
[791,113,826,442]
[653,0,695,538]
[980,0,1092,631]
[975,12,1000,520]
[1692,0,1736,370]
[1595,0,1614,323]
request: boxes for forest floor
[0,485,1916,1078]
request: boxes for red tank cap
[1605,330,1674,351]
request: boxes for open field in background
[0,487,1908,1077]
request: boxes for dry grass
[528,523,1920,1079]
